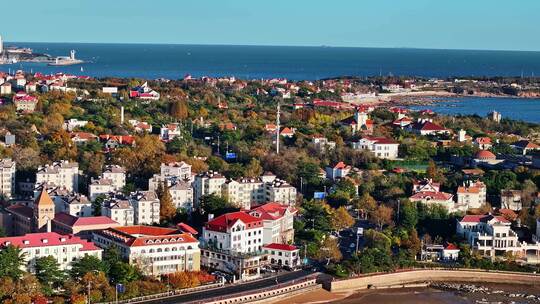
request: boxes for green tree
[0,245,26,280]
[244,158,263,178]
[198,194,235,216]
[92,194,105,216]
[35,256,65,293]
[400,200,418,230]
[70,255,106,281]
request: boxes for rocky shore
[431,282,540,303]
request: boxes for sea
[409,97,540,123]
[2,42,540,123]
[2,42,540,80]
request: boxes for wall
[328,269,540,292]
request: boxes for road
[144,270,314,304]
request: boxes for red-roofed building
[409,191,454,211]
[262,243,300,269]
[0,232,102,271]
[70,132,98,144]
[93,225,200,276]
[325,162,352,180]
[456,181,487,210]
[352,136,400,159]
[52,212,120,238]
[413,179,440,193]
[457,214,540,260]
[407,119,448,136]
[249,202,297,245]
[340,108,374,135]
[474,137,492,150]
[279,127,295,138]
[201,211,265,280]
[13,92,38,113]
[511,140,540,155]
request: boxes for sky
[3,0,540,51]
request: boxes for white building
[89,178,115,201]
[130,191,160,225]
[56,193,93,217]
[262,243,300,269]
[456,181,487,210]
[500,190,522,211]
[409,191,454,211]
[168,181,194,212]
[201,212,265,279]
[93,226,200,276]
[63,118,88,131]
[312,136,336,152]
[36,161,79,193]
[325,162,351,180]
[102,165,126,190]
[222,178,265,210]
[0,232,102,271]
[160,123,183,142]
[457,214,540,261]
[160,162,192,180]
[0,158,16,199]
[102,198,134,226]
[248,202,297,245]
[264,178,297,206]
[351,136,399,159]
[193,171,227,207]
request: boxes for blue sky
[3,0,540,51]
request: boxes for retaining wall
[328,269,540,292]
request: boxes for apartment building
[93,226,200,276]
[456,181,487,210]
[0,158,16,199]
[36,161,79,192]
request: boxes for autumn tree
[167,271,200,289]
[170,99,189,120]
[371,205,394,230]
[353,192,377,219]
[331,206,355,232]
[426,160,445,183]
[314,237,342,265]
[244,158,263,178]
[159,182,176,223]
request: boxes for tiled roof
[35,189,54,207]
[460,214,510,224]
[410,191,453,201]
[205,212,262,232]
[263,243,298,251]
[0,232,100,251]
[53,212,119,227]
[249,202,297,221]
[6,204,33,218]
[96,226,198,247]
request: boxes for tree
[170,99,189,120]
[109,262,141,284]
[314,237,342,264]
[352,192,377,219]
[244,158,263,178]
[364,229,391,252]
[330,206,354,232]
[426,160,445,183]
[371,205,394,230]
[35,256,65,293]
[159,182,176,223]
[198,193,235,216]
[70,255,106,281]
[400,200,418,230]
[0,245,26,280]
[92,194,106,216]
[168,271,200,289]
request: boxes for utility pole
[87,281,91,304]
[276,102,280,154]
[217,135,220,155]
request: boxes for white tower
[70,50,76,60]
[0,35,3,54]
[276,102,280,154]
[458,129,466,142]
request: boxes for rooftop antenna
[276,101,281,154]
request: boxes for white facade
[0,232,102,271]
[89,178,115,201]
[93,226,200,276]
[265,179,297,205]
[0,158,16,199]
[57,193,92,217]
[263,244,300,269]
[160,123,183,141]
[102,165,126,190]
[102,198,134,226]
[456,181,487,210]
[169,181,194,212]
[457,215,540,261]
[160,162,192,180]
[36,161,79,193]
[193,171,227,206]
[130,191,160,225]
[248,203,297,245]
[351,137,399,159]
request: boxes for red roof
[96,226,198,247]
[460,214,510,224]
[0,232,100,251]
[475,150,496,160]
[444,243,459,250]
[99,134,135,145]
[206,212,262,232]
[176,222,198,235]
[333,161,349,169]
[410,191,453,201]
[475,137,492,144]
[249,202,297,220]
[418,121,446,131]
[54,212,119,227]
[363,136,398,145]
[6,204,33,218]
[263,243,298,251]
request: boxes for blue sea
[409,97,540,123]
[2,42,540,80]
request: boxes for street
[144,270,314,304]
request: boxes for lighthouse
[0,35,3,54]
[70,50,76,60]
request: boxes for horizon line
[4,40,540,53]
